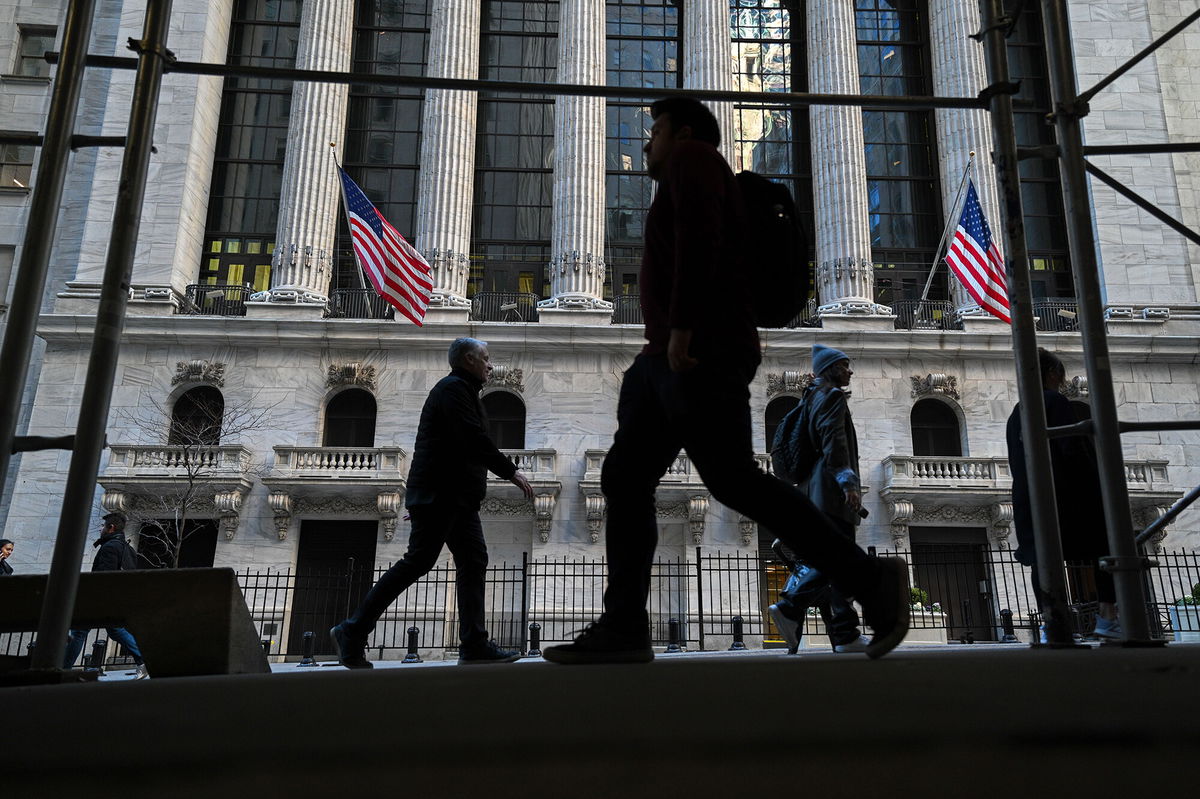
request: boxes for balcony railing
[882,455,1012,491]
[785,297,821,329]
[180,284,252,317]
[470,291,540,323]
[498,449,557,480]
[1033,298,1079,332]
[104,444,253,476]
[271,446,405,479]
[893,299,959,331]
[327,288,394,320]
[611,294,643,325]
[1126,459,1170,491]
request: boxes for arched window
[911,399,962,457]
[765,396,800,452]
[482,391,525,449]
[324,389,377,447]
[169,386,224,445]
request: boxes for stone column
[412,0,482,318]
[265,0,354,304]
[683,0,737,166]
[808,0,888,318]
[930,0,1004,316]
[539,0,611,319]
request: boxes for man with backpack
[542,97,908,664]
[62,512,149,678]
[769,344,870,654]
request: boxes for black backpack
[770,397,818,485]
[735,171,809,328]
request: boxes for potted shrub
[1168,582,1200,644]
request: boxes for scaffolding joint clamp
[978,81,1021,104]
[1098,555,1157,572]
[126,37,177,67]
[1048,99,1090,122]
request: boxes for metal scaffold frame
[0,0,1197,671]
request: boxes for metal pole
[978,0,1074,644]
[29,0,174,670]
[1039,0,1153,644]
[0,0,97,501]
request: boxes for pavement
[6,641,1199,798]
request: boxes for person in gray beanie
[769,344,869,653]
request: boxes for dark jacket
[92,532,136,572]
[1007,389,1107,565]
[404,368,519,509]
[794,380,861,528]
[0,559,12,576]
[640,139,760,368]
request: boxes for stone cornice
[32,313,1200,363]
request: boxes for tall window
[910,398,961,456]
[482,391,526,449]
[470,1,558,298]
[1007,5,1072,298]
[14,26,56,78]
[731,0,814,301]
[170,386,225,446]
[334,0,430,290]
[323,389,377,447]
[604,0,680,298]
[856,0,942,307]
[764,395,800,452]
[201,0,301,291]
[0,139,34,189]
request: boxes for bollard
[729,615,747,651]
[86,638,108,673]
[867,545,877,557]
[999,609,1018,643]
[297,630,317,667]
[261,639,272,658]
[527,621,542,658]
[402,626,422,663]
[665,618,682,653]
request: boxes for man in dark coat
[0,539,13,575]
[331,337,534,668]
[543,97,908,665]
[63,512,148,678]
[768,345,869,654]
[1007,347,1117,639]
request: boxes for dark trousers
[343,502,490,646]
[600,353,878,628]
[776,562,862,646]
[64,626,144,668]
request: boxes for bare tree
[112,388,276,569]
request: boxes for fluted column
[413,0,481,309]
[542,0,609,311]
[683,0,736,165]
[930,0,1004,315]
[267,0,353,303]
[808,0,886,315]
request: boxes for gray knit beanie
[812,344,849,376]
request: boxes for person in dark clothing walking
[0,539,14,575]
[1007,347,1118,640]
[543,98,908,664]
[331,337,535,668]
[768,345,870,654]
[63,513,148,678]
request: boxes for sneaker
[458,639,522,665]
[769,604,802,654]
[1039,624,1048,644]
[1093,617,1122,641]
[330,623,373,670]
[132,664,150,680]
[858,556,910,660]
[542,620,654,665]
[833,634,870,653]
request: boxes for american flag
[338,168,433,325]
[945,180,1011,324]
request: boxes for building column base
[421,305,471,325]
[537,307,614,326]
[819,313,897,332]
[245,301,326,321]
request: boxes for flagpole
[331,142,368,291]
[913,153,976,326]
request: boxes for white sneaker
[1093,617,1122,641]
[833,635,871,653]
[132,664,150,680]
[769,604,801,654]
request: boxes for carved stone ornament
[534,494,556,544]
[172,359,226,388]
[990,502,1014,549]
[888,500,915,548]
[479,497,534,516]
[1133,505,1172,553]
[101,490,132,515]
[377,491,402,541]
[214,489,244,540]
[767,371,814,399]
[688,495,710,545]
[326,362,377,392]
[656,500,691,519]
[295,496,378,516]
[921,504,994,525]
[1062,375,1089,399]
[910,373,960,401]
[486,365,525,394]
[585,494,606,544]
[268,491,292,541]
[738,516,756,547]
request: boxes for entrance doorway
[909,526,996,643]
[288,520,378,656]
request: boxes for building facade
[1,0,1198,649]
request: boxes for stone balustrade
[272,446,405,478]
[1125,459,1170,491]
[883,455,1012,490]
[497,449,558,480]
[105,444,253,476]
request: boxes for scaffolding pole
[29,0,174,671]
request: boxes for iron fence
[327,287,395,320]
[179,283,253,317]
[5,548,1196,665]
[893,299,960,331]
[470,291,540,323]
[1033,298,1080,332]
[611,294,642,325]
